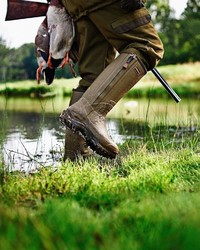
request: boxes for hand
[121,0,144,12]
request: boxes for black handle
[151,68,181,103]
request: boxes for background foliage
[0,0,199,82]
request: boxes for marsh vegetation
[0,63,199,249]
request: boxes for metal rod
[151,68,181,103]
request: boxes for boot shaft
[72,53,147,116]
[61,53,147,158]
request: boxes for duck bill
[5,0,49,21]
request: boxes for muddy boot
[63,89,93,161]
[60,53,147,158]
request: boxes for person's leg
[61,52,146,158]
[64,16,116,161]
[64,89,92,161]
[61,2,164,158]
[74,16,116,89]
[88,1,164,70]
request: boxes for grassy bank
[0,62,199,249]
[0,62,200,99]
[0,122,200,249]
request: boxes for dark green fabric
[62,1,164,88]
[121,0,145,12]
[61,0,118,20]
[87,5,164,63]
[74,16,116,88]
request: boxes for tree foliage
[182,0,200,19]
[158,0,200,65]
[0,0,199,81]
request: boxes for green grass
[0,127,200,249]
[0,62,200,249]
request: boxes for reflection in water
[0,96,199,172]
[4,128,63,172]
[1,110,64,172]
[1,110,123,172]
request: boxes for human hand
[121,0,144,12]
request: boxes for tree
[1,1,200,81]
[146,0,200,65]
[17,43,38,79]
[182,0,200,19]
[178,0,200,62]
[0,37,10,82]
[146,0,171,28]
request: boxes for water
[0,96,199,172]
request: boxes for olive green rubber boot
[63,89,93,161]
[60,53,147,158]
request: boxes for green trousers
[74,1,164,89]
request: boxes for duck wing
[35,16,56,85]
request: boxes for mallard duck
[46,0,75,69]
[35,17,55,85]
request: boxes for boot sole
[60,110,117,159]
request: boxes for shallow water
[0,96,199,172]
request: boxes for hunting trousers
[73,1,164,89]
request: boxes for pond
[0,96,199,172]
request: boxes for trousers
[73,1,164,89]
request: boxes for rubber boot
[60,53,147,158]
[63,89,92,161]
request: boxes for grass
[0,62,200,99]
[0,123,200,249]
[0,62,200,249]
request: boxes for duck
[35,17,55,85]
[46,0,75,70]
